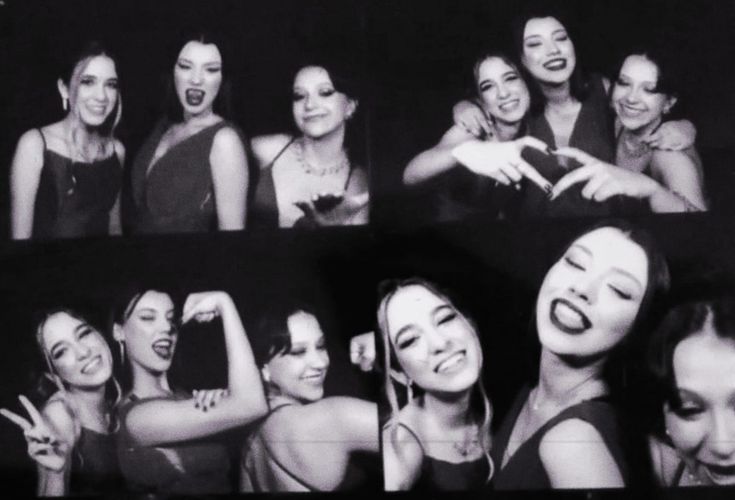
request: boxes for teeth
[152,340,173,359]
[498,100,519,112]
[544,59,566,70]
[81,356,101,374]
[436,352,465,373]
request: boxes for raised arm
[123,292,267,446]
[210,128,249,230]
[10,130,45,239]
[403,125,477,186]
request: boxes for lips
[617,103,646,118]
[301,371,326,385]
[81,355,102,375]
[701,462,735,485]
[85,104,108,116]
[152,339,174,360]
[550,298,592,334]
[543,58,567,71]
[434,351,467,374]
[498,99,521,113]
[185,89,205,106]
[303,113,327,122]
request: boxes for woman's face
[612,55,676,133]
[536,227,649,359]
[476,56,530,126]
[41,312,113,389]
[174,40,222,118]
[664,324,735,486]
[386,285,482,396]
[292,66,356,140]
[65,55,119,127]
[116,291,177,374]
[264,311,330,403]
[521,16,576,85]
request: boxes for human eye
[564,255,585,270]
[316,339,327,351]
[397,335,418,350]
[479,81,494,92]
[437,310,458,325]
[176,61,191,70]
[51,346,67,360]
[555,33,570,42]
[106,79,119,90]
[79,76,95,86]
[607,284,632,300]
[505,73,520,82]
[319,87,336,98]
[206,66,222,74]
[615,78,630,87]
[673,402,705,420]
[292,91,306,102]
[524,38,542,49]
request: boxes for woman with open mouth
[402,50,553,222]
[240,301,378,491]
[551,47,707,213]
[129,30,249,234]
[648,296,735,486]
[113,288,267,494]
[491,221,670,489]
[377,278,493,491]
[249,60,369,228]
[10,41,124,240]
[451,5,696,217]
[1,309,123,496]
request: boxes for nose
[496,82,510,99]
[307,348,329,370]
[93,83,108,102]
[75,342,93,360]
[569,274,600,304]
[189,68,204,86]
[547,40,561,56]
[157,316,175,336]
[303,94,316,111]
[707,412,735,461]
[624,86,642,105]
[425,327,451,354]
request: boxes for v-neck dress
[490,386,630,490]
[130,120,235,234]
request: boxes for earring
[62,97,69,112]
[117,340,125,365]
[406,379,414,401]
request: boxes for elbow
[232,390,268,425]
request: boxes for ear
[389,368,410,387]
[57,78,69,101]
[112,323,124,342]
[663,96,678,115]
[346,98,358,119]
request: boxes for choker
[295,139,349,176]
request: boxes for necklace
[530,373,604,412]
[453,425,481,457]
[620,131,651,159]
[294,139,349,176]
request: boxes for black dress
[490,386,630,490]
[32,130,121,239]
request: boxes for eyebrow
[524,29,567,41]
[177,58,221,65]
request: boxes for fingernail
[546,147,554,155]
[194,403,199,409]
[42,436,50,443]
[203,406,208,412]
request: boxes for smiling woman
[129,30,249,234]
[250,61,369,228]
[9,41,124,240]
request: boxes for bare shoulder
[16,128,45,153]
[212,126,246,151]
[113,139,126,164]
[541,417,604,446]
[250,133,294,167]
[347,165,369,194]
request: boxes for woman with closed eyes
[129,31,249,234]
[377,278,493,491]
[1,309,123,496]
[490,222,670,489]
[10,41,124,240]
[240,302,379,492]
[114,288,267,494]
[250,62,369,228]
[648,296,735,486]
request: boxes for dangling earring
[117,340,125,366]
[62,97,69,112]
[406,379,414,401]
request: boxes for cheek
[395,347,428,381]
[666,413,705,452]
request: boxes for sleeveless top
[69,426,122,495]
[117,392,231,495]
[32,129,121,239]
[250,137,363,229]
[519,75,643,217]
[490,386,629,490]
[130,119,239,234]
[394,422,491,491]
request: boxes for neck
[494,119,523,142]
[535,348,607,406]
[129,361,171,398]
[267,392,303,410]
[183,108,216,126]
[301,126,347,164]
[624,117,663,140]
[539,80,575,108]
[66,384,108,429]
[63,115,100,144]
[422,388,473,429]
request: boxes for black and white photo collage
[1,0,735,497]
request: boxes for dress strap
[266,136,297,170]
[36,128,48,150]
[393,421,427,456]
[672,459,687,486]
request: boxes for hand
[350,332,376,372]
[551,147,658,202]
[182,292,232,324]
[0,395,70,472]
[294,192,369,227]
[642,120,696,151]
[451,136,553,192]
[192,389,229,412]
[452,100,493,138]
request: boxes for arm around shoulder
[10,129,46,239]
[403,125,476,186]
[539,418,625,489]
[211,127,249,230]
[649,149,707,212]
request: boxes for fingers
[18,395,44,427]
[551,166,597,199]
[580,172,608,200]
[516,136,552,155]
[552,147,595,166]
[182,294,220,324]
[0,408,31,432]
[293,200,315,217]
[513,159,553,193]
